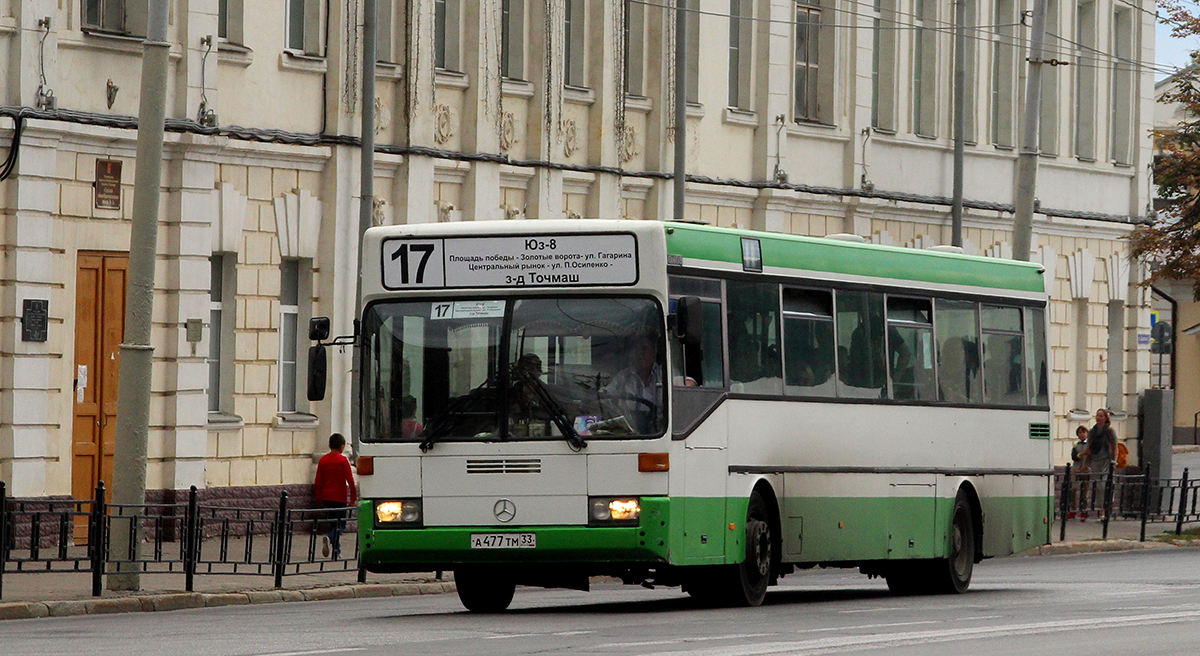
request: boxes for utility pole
[1012,0,1048,261]
[673,0,687,221]
[350,0,377,452]
[950,0,966,247]
[108,0,170,591]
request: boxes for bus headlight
[374,499,422,526]
[589,497,640,525]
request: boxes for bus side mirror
[674,296,702,349]
[309,317,331,342]
[307,345,327,401]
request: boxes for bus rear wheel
[929,492,975,594]
[454,567,516,613]
[885,492,975,596]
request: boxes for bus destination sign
[382,233,639,289]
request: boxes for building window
[871,0,897,131]
[961,0,977,141]
[279,259,300,414]
[1074,0,1096,160]
[208,254,236,416]
[1039,0,1060,155]
[564,0,586,87]
[83,0,122,32]
[685,0,701,104]
[377,0,398,63]
[794,1,822,122]
[912,0,937,137]
[218,0,229,39]
[991,0,1017,147]
[83,0,148,34]
[624,0,646,95]
[502,0,526,80]
[287,0,321,55]
[728,0,752,109]
[1110,8,1135,165]
[435,0,462,71]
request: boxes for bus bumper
[359,497,672,571]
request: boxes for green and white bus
[310,219,1052,611]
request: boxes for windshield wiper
[419,377,498,452]
[512,368,587,451]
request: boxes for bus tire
[734,490,773,606]
[684,490,773,607]
[454,567,516,613]
[929,491,975,594]
[885,491,975,596]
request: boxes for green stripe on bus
[359,494,1050,569]
[665,223,1045,293]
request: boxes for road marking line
[648,609,1200,656]
[253,650,364,656]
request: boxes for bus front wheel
[687,490,773,607]
[454,567,516,613]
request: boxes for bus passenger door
[886,475,937,559]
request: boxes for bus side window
[935,299,982,404]
[670,299,724,388]
[981,305,1026,405]
[886,296,936,401]
[727,280,782,395]
[668,276,725,388]
[836,290,886,398]
[1025,306,1049,407]
[782,287,836,397]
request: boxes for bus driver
[601,334,663,434]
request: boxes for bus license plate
[470,533,536,549]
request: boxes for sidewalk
[0,567,453,620]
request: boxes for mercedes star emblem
[493,498,516,523]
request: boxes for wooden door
[72,253,127,527]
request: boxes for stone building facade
[0,0,1157,499]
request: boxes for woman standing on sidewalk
[1083,408,1118,476]
[314,433,357,559]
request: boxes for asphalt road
[5,549,1200,656]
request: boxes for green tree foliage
[1134,2,1200,298]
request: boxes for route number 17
[389,242,436,285]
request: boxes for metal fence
[1055,466,1200,542]
[0,481,360,600]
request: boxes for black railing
[1055,465,1200,541]
[0,482,358,600]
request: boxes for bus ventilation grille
[466,458,542,474]
[1028,423,1051,440]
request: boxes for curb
[0,581,454,621]
[1016,539,1189,557]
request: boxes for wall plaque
[94,159,122,210]
[21,299,48,342]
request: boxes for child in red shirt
[314,433,357,559]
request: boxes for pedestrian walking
[313,433,357,559]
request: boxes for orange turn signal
[356,456,374,476]
[638,452,669,472]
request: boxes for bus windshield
[361,296,666,443]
